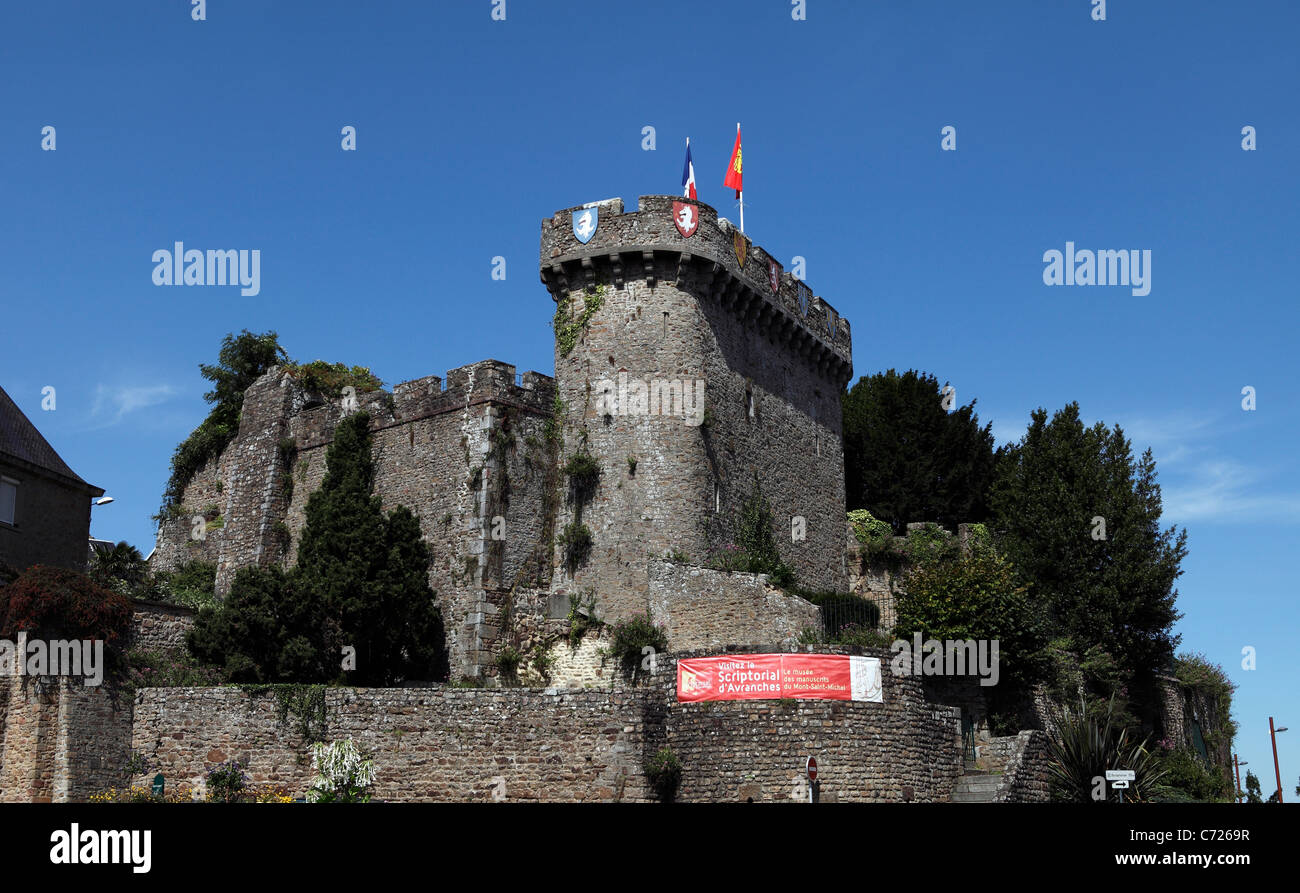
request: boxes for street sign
[1111,780,1130,789]
[1105,770,1135,782]
[806,757,818,782]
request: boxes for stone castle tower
[151,195,854,678]
[540,195,853,617]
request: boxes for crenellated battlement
[292,360,554,451]
[539,195,852,387]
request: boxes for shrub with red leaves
[0,565,132,648]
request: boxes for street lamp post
[1269,717,1287,804]
[1234,756,1248,804]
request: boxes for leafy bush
[644,747,682,803]
[1151,748,1234,803]
[495,646,522,684]
[566,590,602,648]
[558,522,593,572]
[0,566,133,675]
[895,545,1049,690]
[187,565,336,683]
[205,760,249,803]
[901,523,958,565]
[606,611,668,681]
[283,360,382,397]
[151,560,217,611]
[127,647,225,688]
[847,509,893,545]
[306,738,376,803]
[563,452,601,504]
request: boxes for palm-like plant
[90,541,147,590]
[1045,697,1167,802]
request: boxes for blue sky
[2,1,1296,796]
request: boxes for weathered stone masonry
[128,647,972,803]
[152,360,558,678]
[541,196,853,621]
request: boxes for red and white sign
[806,757,818,781]
[676,653,883,703]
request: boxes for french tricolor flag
[681,138,697,200]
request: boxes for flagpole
[737,122,744,233]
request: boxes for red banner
[676,654,882,703]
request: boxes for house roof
[0,385,103,495]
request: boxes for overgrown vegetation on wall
[552,285,605,358]
[706,476,796,588]
[187,412,448,685]
[158,330,383,517]
[159,330,287,514]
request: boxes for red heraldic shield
[672,201,699,238]
[768,259,781,293]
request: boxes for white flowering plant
[305,738,377,803]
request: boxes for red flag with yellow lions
[723,124,743,197]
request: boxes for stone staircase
[950,760,1001,803]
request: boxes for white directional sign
[1105,770,1136,782]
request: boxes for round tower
[539,195,853,620]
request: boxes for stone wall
[0,677,131,803]
[991,730,1052,802]
[128,661,972,804]
[660,647,964,803]
[133,686,666,802]
[845,527,901,631]
[647,560,820,651]
[150,361,557,678]
[128,600,196,653]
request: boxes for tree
[161,330,287,511]
[894,534,1050,693]
[189,412,448,684]
[187,566,336,683]
[989,403,1186,717]
[842,369,995,532]
[1244,770,1262,803]
[294,412,447,684]
[89,541,148,592]
[0,566,133,676]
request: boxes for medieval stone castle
[3,195,1209,803]
[151,195,856,680]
